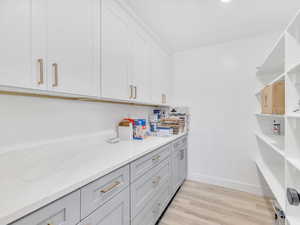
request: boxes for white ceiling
[124,0,300,52]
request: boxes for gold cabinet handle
[180,149,185,160]
[152,176,161,185]
[52,63,58,87]
[37,59,44,85]
[100,181,121,193]
[162,93,166,104]
[134,86,137,99]
[152,155,160,163]
[129,85,134,99]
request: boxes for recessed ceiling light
[220,0,232,3]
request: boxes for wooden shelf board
[255,159,285,209]
[255,132,285,157]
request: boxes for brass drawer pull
[152,155,160,162]
[100,181,121,193]
[180,149,185,160]
[130,85,134,99]
[152,176,161,185]
[37,59,44,85]
[162,93,166,104]
[52,63,58,87]
[134,86,137,99]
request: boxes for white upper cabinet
[150,43,171,105]
[0,0,32,88]
[101,0,131,100]
[0,0,171,104]
[46,0,100,96]
[130,29,151,103]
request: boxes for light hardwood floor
[158,180,274,225]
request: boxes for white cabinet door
[150,44,165,104]
[46,0,100,96]
[150,44,171,105]
[79,188,130,225]
[0,0,32,88]
[32,0,47,90]
[101,0,131,100]
[161,53,172,104]
[130,30,151,103]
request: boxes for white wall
[0,95,153,154]
[173,33,279,195]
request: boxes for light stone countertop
[0,132,186,225]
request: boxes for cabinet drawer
[132,181,171,225]
[173,136,187,150]
[11,191,80,225]
[130,144,171,182]
[79,188,130,225]
[131,157,171,218]
[81,165,129,219]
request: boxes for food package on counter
[118,118,134,141]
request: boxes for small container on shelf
[272,120,281,136]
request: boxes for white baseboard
[188,173,269,197]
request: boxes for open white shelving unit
[255,10,300,225]
[255,132,285,157]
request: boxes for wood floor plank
[158,180,274,225]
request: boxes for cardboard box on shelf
[261,80,285,115]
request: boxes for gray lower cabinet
[78,188,130,225]
[11,191,80,225]
[172,146,187,194]
[131,157,172,218]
